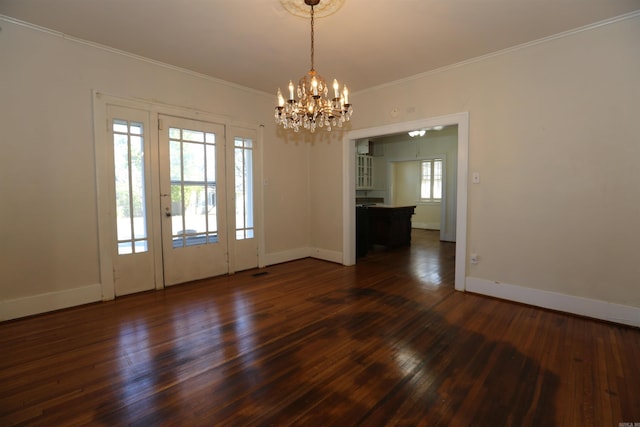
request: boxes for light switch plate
[472,172,480,184]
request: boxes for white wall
[309,14,640,325]
[309,133,345,262]
[0,18,310,319]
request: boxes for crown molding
[357,10,640,95]
[0,14,275,99]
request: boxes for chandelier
[275,0,353,133]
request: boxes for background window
[420,159,443,202]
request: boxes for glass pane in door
[234,137,254,240]
[113,119,148,255]
[169,127,218,248]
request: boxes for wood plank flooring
[1,230,639,426]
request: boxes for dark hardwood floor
[1,229,639,426]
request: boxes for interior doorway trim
[342,112,469,291]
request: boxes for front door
[98,96,261,297]
[158,115,228,285]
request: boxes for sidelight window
[234,137,254,240]
[113,119,148,255]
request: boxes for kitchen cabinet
[356,155,373,189]
[356,206,370,258]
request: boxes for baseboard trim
[263,247,312,266]
[310,248,343,264]
[263,247,344,267]
[0,283,102,321]
[2,248,342,320]
[466,277,640,328]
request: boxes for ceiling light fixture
[275,0,353,133]
[408,126,446,137]
[408,130,426,137]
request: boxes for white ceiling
[1,0,639,95]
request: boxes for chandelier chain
[310,5,315,71]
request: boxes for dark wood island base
[357,205,416,256]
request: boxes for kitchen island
[356,204,416,257]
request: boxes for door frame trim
[342,112,469,291]
[93,91,263,300]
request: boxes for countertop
[356,204,416,209]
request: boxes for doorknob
[165,212,172,217]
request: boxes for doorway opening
[342,112,469,291]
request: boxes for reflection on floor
[359,228,456,288]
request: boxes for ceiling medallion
[275,0,353,133]
[279,0,345,18]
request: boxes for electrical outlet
[470,253,479,264]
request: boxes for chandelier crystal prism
[275,0,353,133]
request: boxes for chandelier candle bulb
[343,85,349,105]
[277,89,285,107]
[288,81,294,100]
[333,79,339,98]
